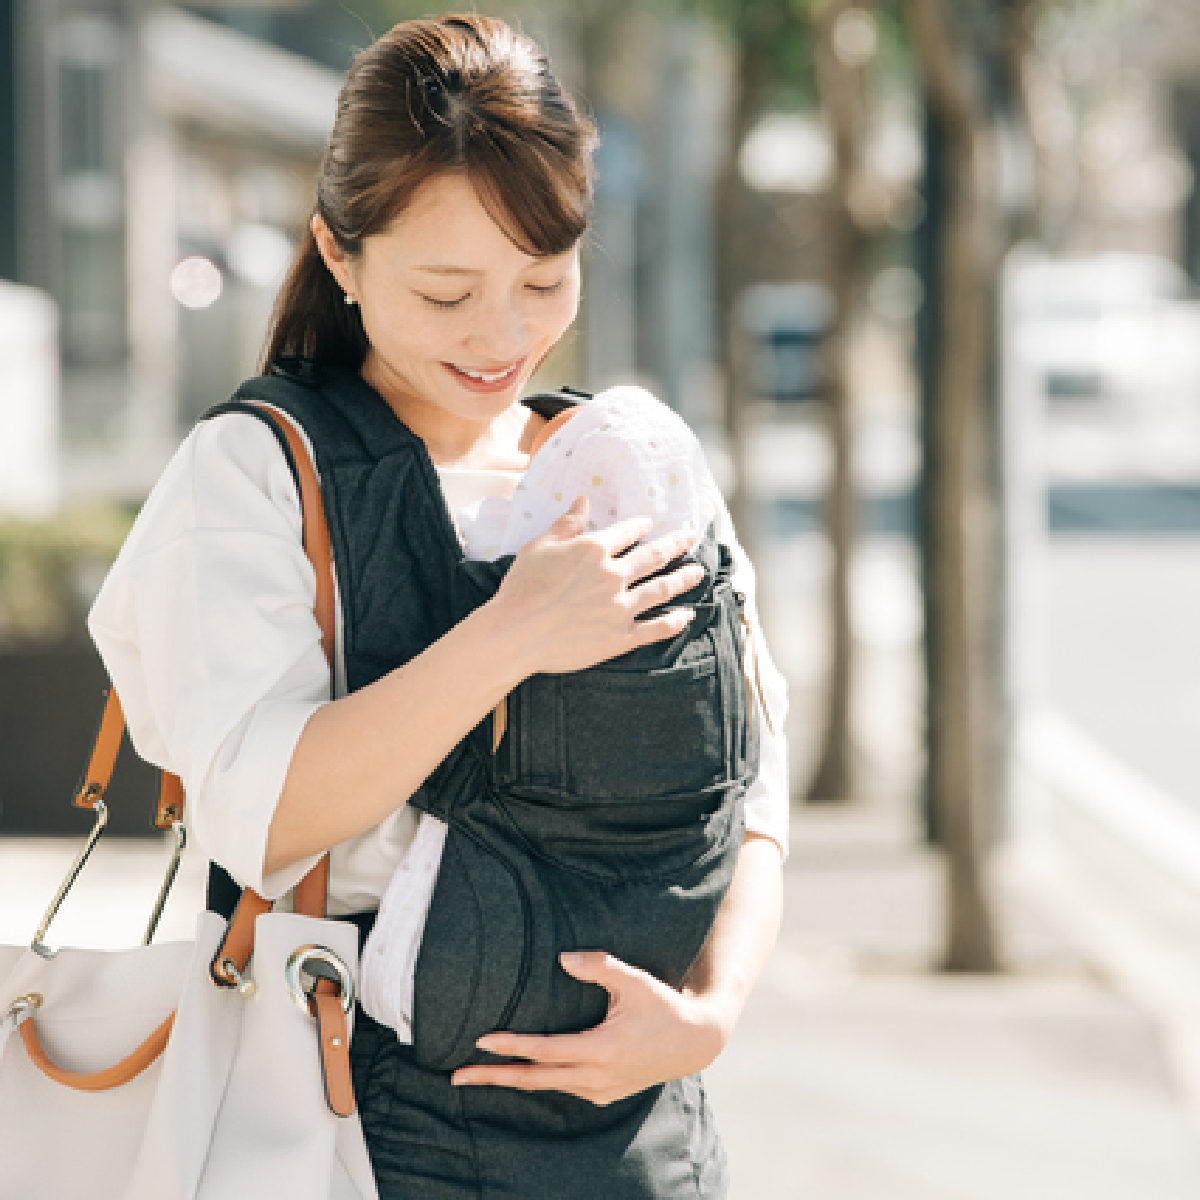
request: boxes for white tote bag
[0,909,377,1200]
[0,403,378,1200]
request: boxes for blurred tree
[686,0,817,547]
[908,0,999,973]
[804,0,877,805]
[690,0,872,811]
[905,0,1040,972]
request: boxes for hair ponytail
[259,14,596,375]
[260,223,368,371]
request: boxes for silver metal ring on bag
[284,945,355,1016]
[3,992,42,1031]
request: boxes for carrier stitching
[489,788,741,887]
[475,813,536,1036]
[450,1077,486,1199]
[555,674,567,788]
[418,836,488,1072]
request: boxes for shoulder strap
[211,402,336,931]
[522,385,590,422]
[207,400,335,664]
[78,401,337,919]
[241,361,418,463]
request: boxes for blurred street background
[4,0,1200,1195]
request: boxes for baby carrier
[203,360,759,1197]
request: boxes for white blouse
[87,396,790,930]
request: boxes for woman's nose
[465,299,530,362]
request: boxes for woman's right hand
[490,495,704,676]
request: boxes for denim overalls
[204,361,759,1198]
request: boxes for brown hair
[262,14,597,371]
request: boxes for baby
[459,384,719,561]
[359,387,748,1049]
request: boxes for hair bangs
[467,127,592,258]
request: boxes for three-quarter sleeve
[87,412,330,898]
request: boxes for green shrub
[0,505,135,646]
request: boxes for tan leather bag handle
[19,1011,176,1093]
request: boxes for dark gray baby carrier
[204,361,760,1199]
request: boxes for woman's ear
[311,213,357,301]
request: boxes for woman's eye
[418,280,563,308]
[421,293,469,310]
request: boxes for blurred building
[1,2,746,510]
[0,1,339,506]
[0,0,868,515]
[1028,0,1198,272]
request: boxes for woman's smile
[444,357,526,392]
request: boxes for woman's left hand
[450,952,730,1107]
[451,834,783,1106]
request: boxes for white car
[1008,252,1200,483]
[1008,252,1200,410]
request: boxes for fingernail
[561,951,583,967]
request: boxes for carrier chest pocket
[561,652,727,799]
[492,605,749,804]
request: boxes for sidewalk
[705,792,1200,1199]
[6,792,1199,1199]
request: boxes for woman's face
[314,171,581,457]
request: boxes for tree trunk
[713,41,772,563]
[805,0,871,805]
[905,0,1001,972]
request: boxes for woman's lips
[444,359,524,393]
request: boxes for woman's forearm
[264,596,529,877]
[682,831,784,1045]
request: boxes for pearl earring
[344,294,356,306]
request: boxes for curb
[1014,707,1200,1124]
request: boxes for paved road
[1040,537,1200,813]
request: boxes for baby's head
[516,386,715,542]
[458,387,718,561]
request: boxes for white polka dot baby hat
[458,386,717,561]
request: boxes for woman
[89,13,788,1197]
